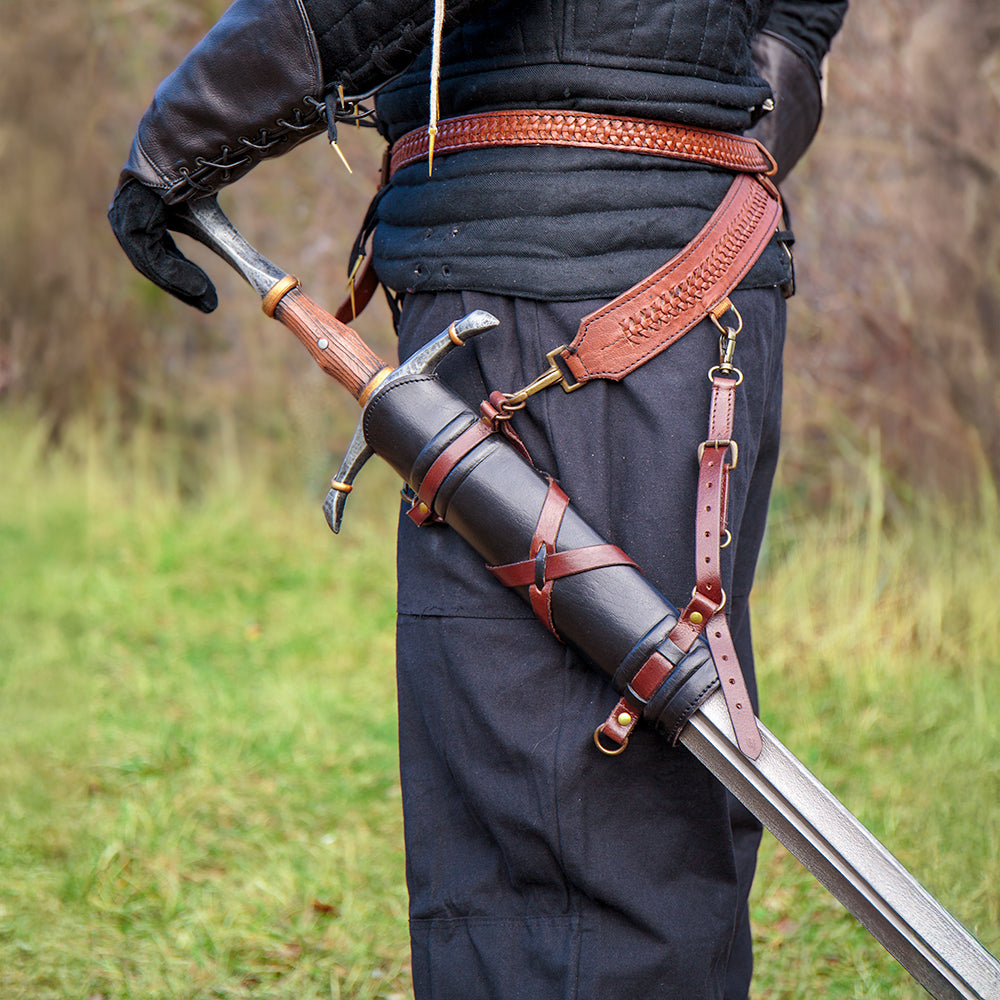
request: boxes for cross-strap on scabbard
[487,480,639,637]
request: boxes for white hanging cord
[428,0,445,175]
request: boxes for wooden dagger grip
[270,285,389,402]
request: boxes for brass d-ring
[691,585,727,614]
[707,365,744,386]
[594,726,629,756]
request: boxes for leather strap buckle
[697,439,739,470]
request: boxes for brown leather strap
[671,372,762,758]
[390,110,777,178]
[559,173,782,385]
[487,479,639,638]
[596,369,762,759]
[479,391,534,465]
[528,480,569,633]
[335,257,380,324]
[408,419,495,526]
[409,392,537,527]
[530,478,570,559]
[597,651,677,749]
[489,544,639,589]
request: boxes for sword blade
[681,689,1000,1000]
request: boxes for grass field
[1,415,998,999]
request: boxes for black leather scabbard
[361,371,720,745]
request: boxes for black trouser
[393,288,785,1000]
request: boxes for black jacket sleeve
[761,0,849,72]
[119,0,494,204]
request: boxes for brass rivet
[418,503,429,514]
[617,712,632,727]
[690,611,704,625]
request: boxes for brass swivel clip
[708,297,744,383]
[498,345,583,419]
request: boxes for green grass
[1,413,998,998]
[749,472,1000,998]
[0,417,405,999]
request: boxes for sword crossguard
[323,310,500,532]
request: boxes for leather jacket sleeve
[748,0,848,183]
[119,0,493,204]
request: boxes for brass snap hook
[500,345,583,412]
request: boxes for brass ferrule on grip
[262,275,301,317]
[357,366,394,408]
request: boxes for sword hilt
[169,196,499,529]
[170,196,391,403]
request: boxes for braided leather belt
[389,109,777,178]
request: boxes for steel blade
[680,689,1000,1000]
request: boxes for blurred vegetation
[1,0,998,505]
[782,0,1000,500]
[0,0,396,500]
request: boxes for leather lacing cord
[174,92,380,198]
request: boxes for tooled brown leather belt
[388,109,777,178]
[338,110,779,324]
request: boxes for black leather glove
[108,0,492,310]
[107,0,329,310]
[108,180,218,312]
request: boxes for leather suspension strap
[407,392,533,526]
[595,312,763,759]
[557,172,781,386]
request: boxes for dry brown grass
[781,0,1000,498]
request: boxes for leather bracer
[747,29,825,184]
[120,0,326,204]
[118,0,493,205]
